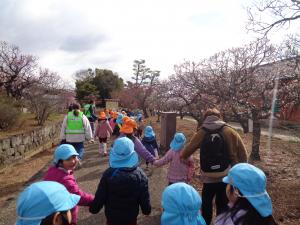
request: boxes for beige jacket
[181,116,248,183]
[60,113,93,143]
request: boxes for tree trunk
[156,111,160,122]
[250,117,261,160]
[180,110,184,119]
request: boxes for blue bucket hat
[223,163,272,217]
[170,133,186,151]
[116,113,124,124]
[109,137,139,168]
[144,126,155,138]
[15,181,80,225]
[54,144,78,164]
[161,183,206,225]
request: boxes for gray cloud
[0,0,108,54]
[60,34,106,52]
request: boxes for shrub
[0,100,20,130]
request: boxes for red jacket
[44,166,94,224]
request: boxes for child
[94,111,113,156]
[44,144,94,225]
[215,163,278,225]
[161,182,206,225]
[15,181,80,225]
[108,109,113,121]
[89,137,151,225]
[109,111,118,131]
[119,117,156,164]
[111,113,123,140]
[135,112,144,139]
[141,126,159,168]
[154,132,194,185]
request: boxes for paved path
[182,117,300,142]
[0,142,167,225]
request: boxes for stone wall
[0,121,62,166]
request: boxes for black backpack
[200,125,230,172]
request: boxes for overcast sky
[0,0,290,84]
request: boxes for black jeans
[202,182,228,225]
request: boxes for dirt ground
[151,117,300,225]
[0,117,299,225]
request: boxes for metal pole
[267,78,279,152]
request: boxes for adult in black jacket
[89,137,151,225]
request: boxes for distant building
[258,58,300,122]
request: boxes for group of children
[93,110,194,185]
[14,108,278,225]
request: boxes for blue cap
[144,126,155,138]
[161,183,206,225]
[170,133,186,151]
[16,181,80,225]
[116,113,124,124]
[223,163,272,217]
[54,144,78,164]
[109,137,139,168]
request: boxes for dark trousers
[99,137,108,143]
[202,182,228,225]
[66,142,84,160]
[107,219,137,225]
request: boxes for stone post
[160,112,176,153]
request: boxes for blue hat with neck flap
[223,163,272,217]
[15,181,80,225]
[144,126,155,138]
[161,182,206,225]
[170,132,186,151]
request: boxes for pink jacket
[153,149,194,183]
[43,166,94,224]
[95,120,113,138]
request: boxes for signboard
[105,99,119,110]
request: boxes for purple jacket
[153,149,193,183]
[119,134,155,163]
[109,119,116,130]
[44,166,94,224]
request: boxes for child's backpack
[200,125,230,173]
[83,104,92,117]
